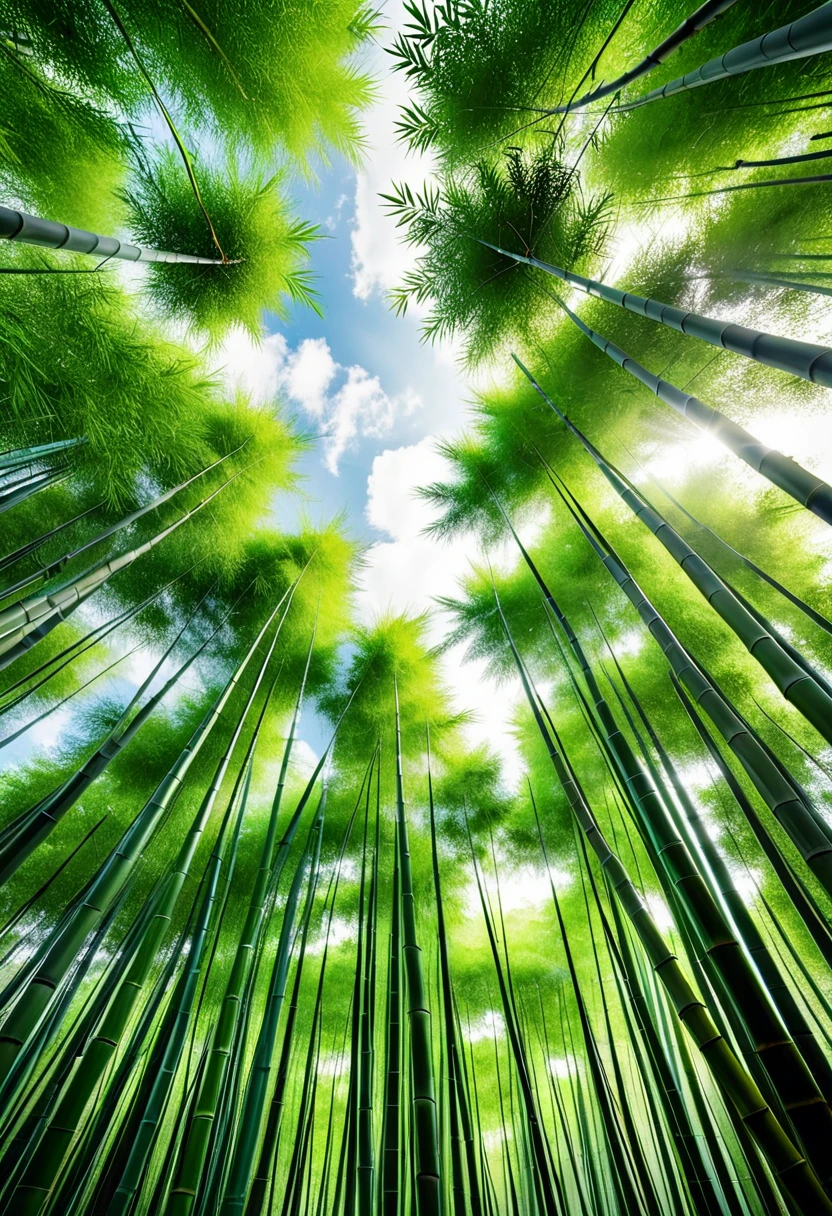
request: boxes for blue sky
[208,10,532,776]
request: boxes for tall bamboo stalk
[217,795,325,1216]
[477,239,832,387]
[427,729,483,1216]
[394,678,442,1216]
[0,582,296,1099]
[544,0,738,114]
[0,204,227,266]
[616,3,832,112]
[551,297,832,524]
[10,594,287,1214]
[543,465,832,901]
[0,466,243,662]
[495,588,832,1213]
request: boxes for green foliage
[385,145,611,365]
[124,150,322,339]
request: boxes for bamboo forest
[7,1,832,1213]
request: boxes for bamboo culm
[0,204,228,265]
[552,298,832,524]
[495,593,832,1214]
[477,238,832,388]
[615,3,832,112]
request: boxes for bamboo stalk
[496,592,832,1213]
[615,3,832,112]
[0,465,244,660]
[550,296,832,525]
[540,459,832,900]
[0,204,227,266]
[543,0,738,115]
[0,583,296,1099]
[394,677,442,1216]
[10,595,287,1214]
[477,238,832,387]
[217,796,325,1216]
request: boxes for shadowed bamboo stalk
[9,591,288,1214]
[0,500,101,580]
[163,619,328,1216]
[0,581,296,1100]
[106,686,272,1216]
[549,296,832,524]
[0,465,245,661]
[516,354,832,753]
[646,477,832,636]
[615,2,832,112]
[491,476,832,1144]
[467,820,568,1216]
[0,204,229,266]
[217,794,325,1216]
[0,438,87,473]
[381,824,402,1216]
[607,651,832,1105]
[476,238,832,387]
[494,590,832,1213]
[427,728,483,1216]
[536,454,832,902]
[0,581,227,882]
[394,677,442,1216]
[0,465,71,514]
[542,0,738,115]
[0,444,242,603]
[0,566,192,716]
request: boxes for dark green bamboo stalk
[0,499,100,578]
[0,438,87,473]
[10,595,287,1214]
[427,729,483,1216]
[0,582,295,1100]
[264,798,362,1216]
[606,644,832,1105]
[0,466,243,661]
[540,0,738,115]
[550,296,832,524]
[357,756,381,1213]
[393,677,442,1216]
[0,466,71,515]
[106,666,279,1216]
[647,478,832,637]
[493,479,832,1174]
[544,467,832,901]
[525,801,645,1215]
[0,581,226,881]
[478,238,832,387]
[0,445,240,603]
[381,826,402,1216]
[496,589,832,1213]
[163,618,331,1216]
[0,205,228,266]
[516,353,832,750]
[0,567,191,716]
[343,758,375,1216]
[615,3,832,111]
[218,797,325,1216]
[466,820,566,1216]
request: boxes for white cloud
[358,438,525,786]
[213,328,421,474]
[216,328,289,405]
[350,2,435,301]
